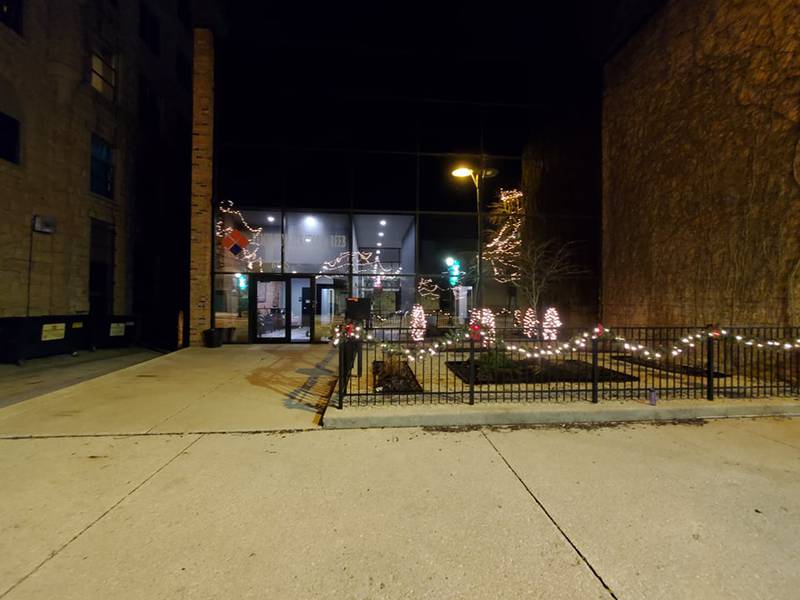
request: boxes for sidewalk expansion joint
[481,430,619,600]
[0,434,205,599]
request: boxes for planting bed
[446,358,638,385]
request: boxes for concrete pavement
[1,419,798,599]
[0,345,336,437]
[0,347,161,409]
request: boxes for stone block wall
[602,0,800,326]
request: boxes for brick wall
[0,1,133,318]
[602,0,800,326]
[189,28,215,344]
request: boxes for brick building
[0,0,199,349]
[602,0,800,326]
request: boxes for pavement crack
[0,434,204,599]
[481,430,618,600]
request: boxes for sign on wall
[41,323,66,341]
[109,323,125,337]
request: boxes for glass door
[253,278,289,342]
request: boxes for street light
[451,165,498,307]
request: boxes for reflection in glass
[314,275,348,342]
[214,274,250,342]
[256,280,287,339]
[285,212,350,273]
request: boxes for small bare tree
[515,239,581,315]
[485,189,583,314]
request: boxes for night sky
[215,1,666,210]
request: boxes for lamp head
[451,167,473,178]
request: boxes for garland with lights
[215,200,264,271]
[331,319,800,366]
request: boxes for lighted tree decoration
[484,189,523,283]
[410,304,426,342]
[523,307,539,339]
[542,307,562,341]
[485,189,582,315]
[470,308,496,347]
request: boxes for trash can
[202,328,223,348]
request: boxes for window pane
[0,0,22,33]
[418,214,477,275]
[215,208,281,273]
[313,274,348,342]
[90,134,114,198]
[214,274,250,342]
[284,212,350,274]
[352,214,414,276]
[0,111,20,163]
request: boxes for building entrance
[250,276,313,343]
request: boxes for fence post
[706,335,714,401]
[468,337,475,405]
[337,341,344,410]
[591,337,599,403]
[356,339,363,378]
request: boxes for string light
[484,189,524,283]
[410,304,426,342]
[523,307,539,338]
[542,307,562,341]
[470,308,496,347]
[215,200,264,271]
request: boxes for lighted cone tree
[470,308,497,347]
[410,304,426,342]
[542,307,562,341]
[523,307,539,339]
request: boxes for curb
[322,401,800,429]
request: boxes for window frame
[90,133,115,199]
[90,45,118,103]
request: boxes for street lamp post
[451,165,498,308]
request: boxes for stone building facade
[602,0,800,326]
[0,0,195,347]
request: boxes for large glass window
[418,214,477,275]
[313,275,348,342]
[214,274,250,342]
[284,212,350,274]
[215,208,281,273]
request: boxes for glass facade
[212,207,499,341]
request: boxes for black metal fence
[335,325,800,408]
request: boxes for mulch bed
[372,361,423,394]
[611,355,728,378]
[446,359,638,385]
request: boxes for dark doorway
[89,219,115,316]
